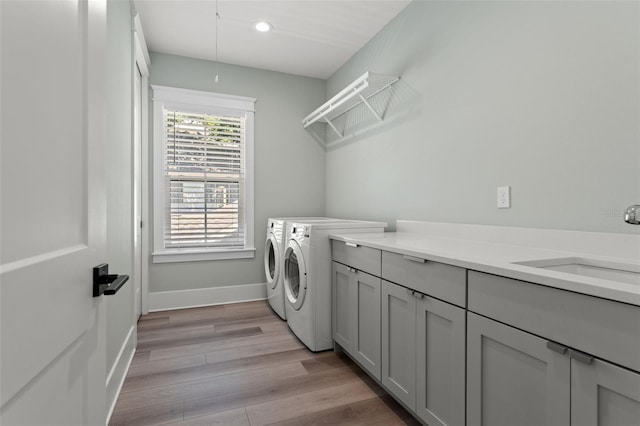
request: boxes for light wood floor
[110,301,419,426]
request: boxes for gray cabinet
[467,312,570,426]
[468,312,640,426]
[382,251,466,307]
[416,295,466,426]
[352,269,381,378]
[572,357,640,426]
[334,245,467,424]
[381,249,467,425]
[332,261,381,379]
[381,280,416,409]
[332,261,353,351]
[332,240,640,426]
[468,271,640,373]
[332,240,381,276]
[381,280,466,426]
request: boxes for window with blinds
[163,109,246,249]
[152,86,255,263]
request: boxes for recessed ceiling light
[254,21,272,32]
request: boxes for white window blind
[152,86,255,263]
[163,109,246,249]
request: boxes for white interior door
[133,62,143,318]
[1,1,108,424]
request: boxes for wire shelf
[302,71,399,140]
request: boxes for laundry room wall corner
[147,52,326,306]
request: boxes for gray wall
[106,0,135,385]
[149,52,326,292]
[325,0,640,234]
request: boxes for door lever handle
[104,275,129,295]
[93,264,129,297]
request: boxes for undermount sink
[513,257,640,286]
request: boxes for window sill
[152,248,256,264]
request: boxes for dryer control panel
[290,224,308,240]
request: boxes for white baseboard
[148,283,267,312]
[105,325,136,425]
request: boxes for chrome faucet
[624,205,640,224]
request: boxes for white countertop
[330,224,640,306]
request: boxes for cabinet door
[416,295,466,426]
[332,261,354,353]
[572,356,640,426]
[467,313,570,426]
[382,280,416,409]
[353,271,381,380]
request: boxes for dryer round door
[264,234,280,289]
[283,240,307,311]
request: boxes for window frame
[151,85,256,263]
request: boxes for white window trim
[151,85,256,263]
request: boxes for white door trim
[133,12,150,315]
[105,325,136,423]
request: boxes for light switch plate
[497,186,511,208]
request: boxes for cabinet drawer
[468,271,640,373]
[382,251,466,307]
[332,240,381,277]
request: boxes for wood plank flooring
[110,301,419,426]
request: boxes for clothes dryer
[264,217,339,320]
[283,220,386,351]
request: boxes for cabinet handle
[570,349,594,365]
[349,267,358,273]
[345,242,359,248]
[402,254,426,263]
[406,289,424,299]
[546,341,568,355]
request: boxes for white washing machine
[283,220,386,351]
[264,217,340,320]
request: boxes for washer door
[264,234,280,289]
[283,240,307,311]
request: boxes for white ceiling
[133,0,411,79]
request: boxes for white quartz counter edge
[330,232,640,307]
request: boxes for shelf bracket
[324,117,343,138]
[358,94,382,122]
